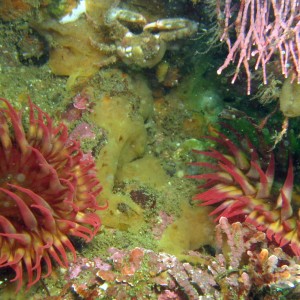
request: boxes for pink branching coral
[0,98,105,291]
[188,125,300,256]
[216,0,300,94]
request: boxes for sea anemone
[0,98,105,291]
[188,126,300,256]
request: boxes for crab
[91,8,198,68]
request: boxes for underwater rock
[35,17,108,90]
[0,0,33,21]
[16,29,49,66]
[280,77,300,117]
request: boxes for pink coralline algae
[191,217,300,299]
[216,0,300,94]
[62,91,94,123]
[73,92,94,112]
[47,219,300,300]
[152,211,174,239]
[62,247,219,299]
[67,122,96,142]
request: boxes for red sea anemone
[189,126,300,256]
[0,98,105,291]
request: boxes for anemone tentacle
[0,98,105,291]
[189,127,299,256]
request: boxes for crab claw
[145,18,197,33]
[106,8,147,26]
[144,18,198,41]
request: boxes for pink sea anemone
[0,98,105,291]
[188,126,300,256]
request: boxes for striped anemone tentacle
[188,126,300,256]
[0,98,106,291]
